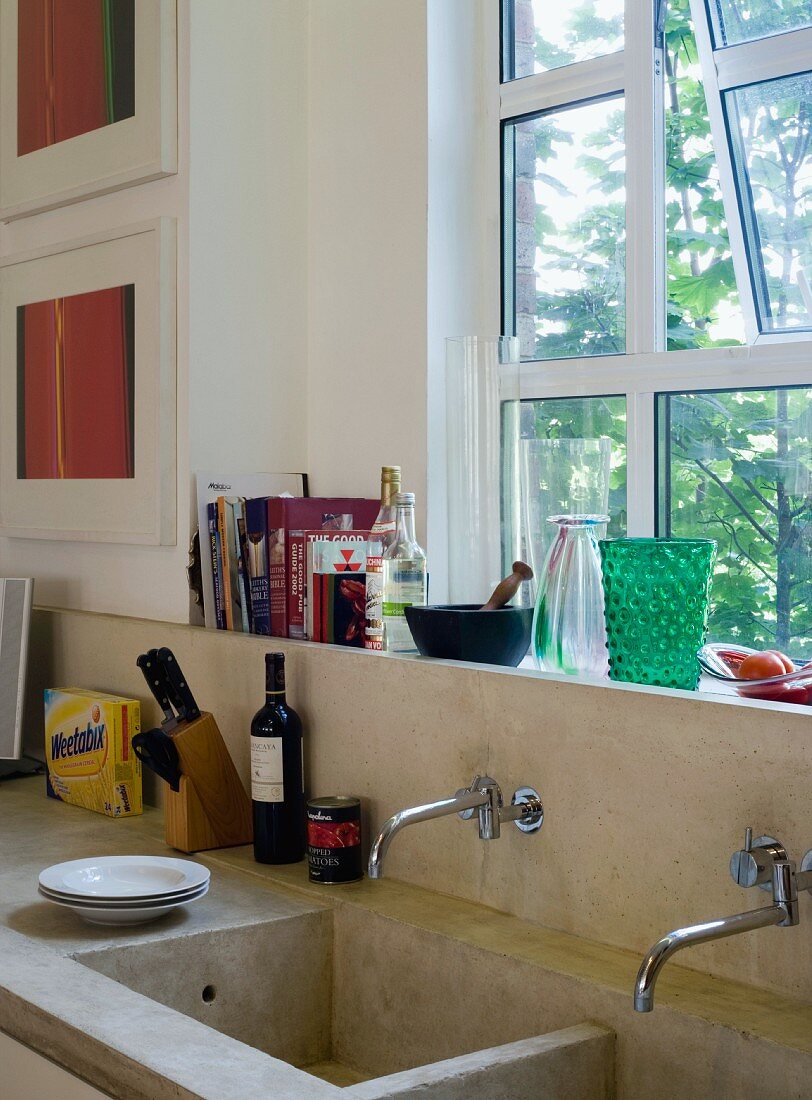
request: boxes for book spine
[217,498,233,630]
[266,499,288,637]
[245,499,270,636]
[207,503,226,630]
[310,558,319,642]
[231,501,250,633]
[288,532,307,639]
[319,574,329,643]
[224,500,244,632]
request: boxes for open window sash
[688,1,812,342]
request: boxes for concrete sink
[74,900,614,1097]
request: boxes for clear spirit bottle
[382,492,427,653]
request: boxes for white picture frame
[0,0,177,221]
[0,218,176,545]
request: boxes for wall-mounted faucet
[634,828,812,1012]
[368,775,543,879]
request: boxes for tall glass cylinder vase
[532,515,609,678]
[520,437,611,601]
[445,336,520,605]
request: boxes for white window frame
[499,0,812,542]
[689,7,812,342]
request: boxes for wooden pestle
[480,561,534,611]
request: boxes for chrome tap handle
[475,777,502,840]
[456,775,485,820]
[729,831,787,889]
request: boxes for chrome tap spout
[367,775,543,879]
[368,789,488,879]
[634,903,788,1013]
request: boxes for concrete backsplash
[24,607,812,1003]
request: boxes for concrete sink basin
[74,900,613,1097]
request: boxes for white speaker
[0,578,33,761]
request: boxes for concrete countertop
[0,776,341,1099]
[2,776,811,1100]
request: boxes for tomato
[764,649,795,673]
[738,651,791,680]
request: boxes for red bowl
[698,644,812,705]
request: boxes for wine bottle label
[251,736,284,803]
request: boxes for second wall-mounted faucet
[368,774,543,879]
[634,828,812,1012]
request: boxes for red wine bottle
[251,653,305,863]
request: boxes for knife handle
[157,648,201,722]
[136,652,176,726]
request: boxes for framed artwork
[0,0,177,220]
[0,218,176,544]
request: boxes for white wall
[426,0,501,597]
[0,0,311,622]
[188,0,308,479]
[0,1,492,618]
[306,0,430,531]
[0,2,191,621]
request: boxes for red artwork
[17,285,135,479]
[17,0,135,157]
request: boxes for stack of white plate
[38,856,210,926]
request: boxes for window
[503,96,626,360]
[503,0,624,79]
[500,0,812,662]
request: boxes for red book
[265,498,378,637]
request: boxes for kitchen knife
[156,648,202,723]
[132,728,182,792]
[136,651,178,729]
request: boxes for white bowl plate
[38,881,210,926]
[39,856,210,900]
[38,881,208,906]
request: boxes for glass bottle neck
[265,657,286,702]
[380,477,400,508]
[395,505,416,543]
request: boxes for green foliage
[529,397,628,540]
[663,389,812,658]
[520,0,812,657]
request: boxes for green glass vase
[598,538,716,690]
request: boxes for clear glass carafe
[532,515,609,678]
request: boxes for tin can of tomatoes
[306,796,362,883]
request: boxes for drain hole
[201,984,216,1004]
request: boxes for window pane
[517,396,627,574]
[657,387,812,660]
[725,73,812,332]
[505,0,624,80]
[506,97,626,360]
[710,0,812,48]
[664,0,745,350]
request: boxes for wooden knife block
[163,712,253,853]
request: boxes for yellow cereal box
[45,688,142,818]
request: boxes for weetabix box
[45,688,142,819]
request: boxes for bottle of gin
[364,465,401,650]
[382,492,427,653]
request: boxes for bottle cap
[381,466,401,480]
[394,492,415,506]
